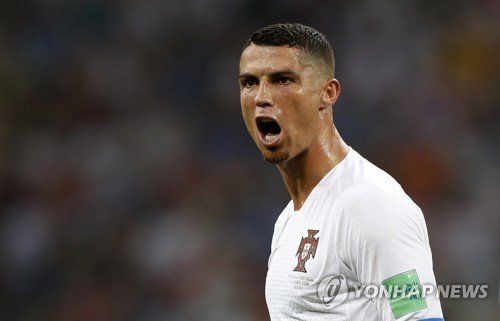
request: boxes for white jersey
[265,148,444,321]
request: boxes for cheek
[241,100,252,116]
[240,97,255,133]
[287,100,319,138]
[240,91,254,110]
[287,95,316,119]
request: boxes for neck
[277,126,348,211]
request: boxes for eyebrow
[239,69,299,79]
[238,72,256,80]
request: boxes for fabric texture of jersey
[265,148,444,321]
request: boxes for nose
[255,82,273,107]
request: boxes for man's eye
[276,77,292,84]
[242,79,257,87]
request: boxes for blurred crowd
[0,0,498,320]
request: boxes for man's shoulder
[332,149,421,220]
[335,149,406,200]
[273,201,294,229]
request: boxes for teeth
[261,119,273,123]
[265,134,279,141]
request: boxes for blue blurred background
[0,0,498,320]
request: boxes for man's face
[239,44,328,164]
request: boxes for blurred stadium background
[0,0,498,320]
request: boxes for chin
[262,150,290,165]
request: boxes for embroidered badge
[293,229,319,273]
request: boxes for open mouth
[256,117,282,144]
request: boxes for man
[239,23,444,321]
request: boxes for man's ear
[319,78,341,110]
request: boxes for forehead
[239,45,311,74]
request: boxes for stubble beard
[262,148,290,165]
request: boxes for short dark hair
[243,23,335,77]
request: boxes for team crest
[294,229,319,273]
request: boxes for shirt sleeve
[336,184,444,321]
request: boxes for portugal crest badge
[294,229,319,273]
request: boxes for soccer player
[239,23,444,321]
